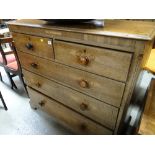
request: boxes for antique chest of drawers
[8,19,155,134]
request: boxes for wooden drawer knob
[38,100,45,107]
[79,56,89,65]
[35,82,41,88]
[25,43,33,50]
[31,63,38,69]
[80,103,88,111]
[79,80,89,88]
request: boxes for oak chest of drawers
[8,19,155,134]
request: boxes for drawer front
[24,70,118,130]
[12,32,54,60]
[19,52,125,107]
[28,87,113,135]
[9,24,136,52]
[54,40,132,82]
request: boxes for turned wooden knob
[79,80,89,88]
[80,103,88,111]
[79,56,89,65]
[25,43,33,50]
[38,100,45,107]
[35,82,41,88]
[138,54,144,60]
[31,63,38,69]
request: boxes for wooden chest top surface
[8,19,155,40]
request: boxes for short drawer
[24,70,118,130]
[28,87,113,135]
[19,52,125,107]
[54,40,132,82]
[12,32,54,60]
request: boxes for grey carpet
[0,67,72,135]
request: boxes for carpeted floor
[0,67,72,135]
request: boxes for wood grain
[9,24,137,52]
[8,19,155,134]
[12,32,54,60]
[24,69,118,130]
[114,40,146,134]
[28,87,113,135]
[144,78,155,115]
[54,40,132,82]
[18,52,125,107]
[138,78,155,135]
[8,19,155,40]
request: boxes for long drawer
[28,87,113,135]
[12,32,54,60]
[18,52,125,107]
[54,40,132,82]
[24,70,118,130]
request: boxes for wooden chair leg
[0,71,2,82]
[5,71,17,89]
[0,91,7,110]
[19,74,29,96]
